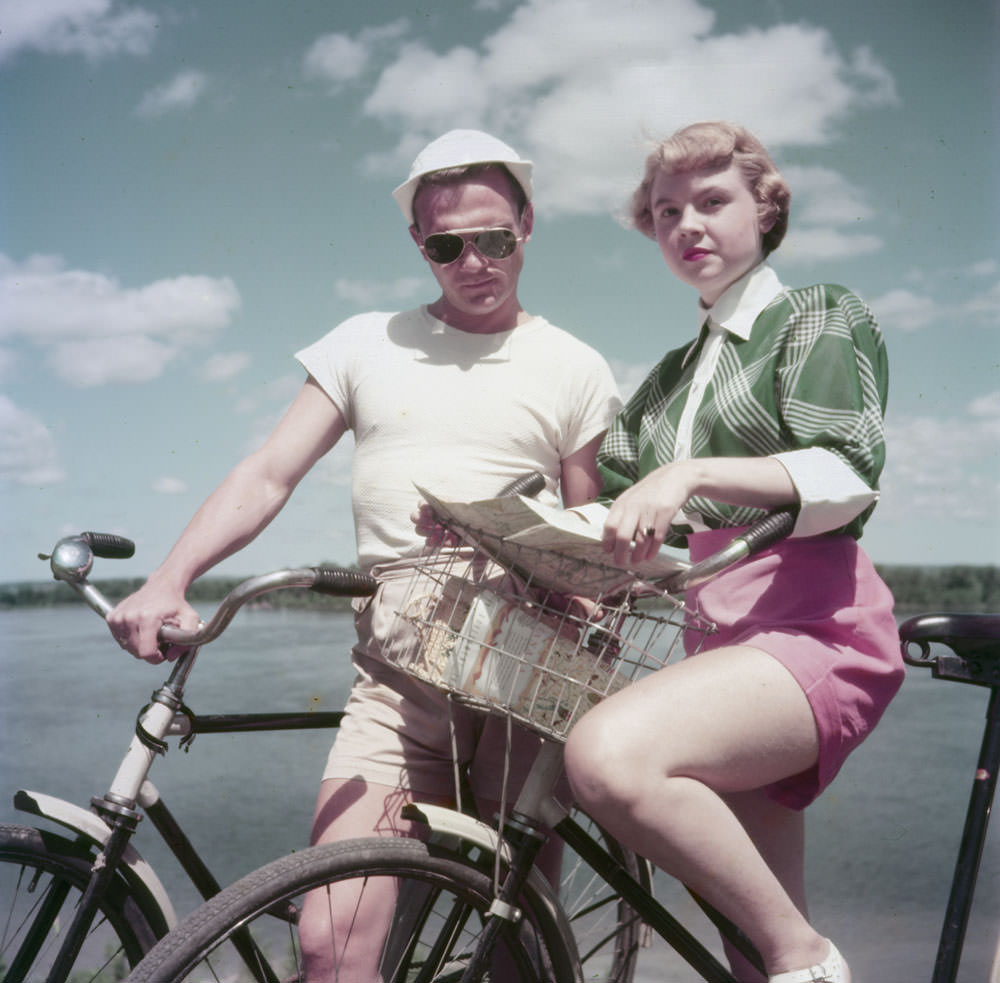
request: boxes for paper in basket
[404,572,633,735]
[442,591,566,709]
[444,592,631,733]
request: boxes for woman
[563,121,904,983]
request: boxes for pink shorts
[323,560,553,806]
[684,529,904,810]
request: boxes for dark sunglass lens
[475,229,517,258]
[424,233,464,264]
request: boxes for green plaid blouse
[598,281,888,544]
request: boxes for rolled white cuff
[773,447,878,537]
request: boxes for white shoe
[767,940,851,983]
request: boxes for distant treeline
[2,564,998,614]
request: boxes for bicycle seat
[899,613,1000,659]
[900,614,1000,689]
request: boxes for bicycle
[1,526,651,982]
[122,503,1000,983]
[0,530,377,983]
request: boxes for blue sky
[2,0,997,584]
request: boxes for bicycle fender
[407,803,585,982]
[408,803,514,861]
[14,788,178,930]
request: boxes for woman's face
[649,161,773,306]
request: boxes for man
[109,129,621,977]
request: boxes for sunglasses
[421,227,521,265]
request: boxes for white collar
[698,262,785,340]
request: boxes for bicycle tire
[0,823,159,983]
[125,835,578,982]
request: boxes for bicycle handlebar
[41,472,547,651]
[159,567,377,647]
[496,471,547,498]
[40,532,378,647]
[660,505,798,593]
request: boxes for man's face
[411,170,532,332]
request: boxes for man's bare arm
[108,377,348,661]
[560,432,606,508]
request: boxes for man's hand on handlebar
[107,581,201,665]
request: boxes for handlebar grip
[662,505,799,593]
[310,566,378,598]
[81,531,136,559]
[737,506,798,558]
[497,471,546,499]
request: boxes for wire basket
[389,531,715,741]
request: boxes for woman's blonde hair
[630,121,790,256]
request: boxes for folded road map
[416,487,689,595]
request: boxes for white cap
[392,129,533,224]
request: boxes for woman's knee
[564,712,643,809]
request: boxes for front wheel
[0,823,159,983]
[124,836,578,982]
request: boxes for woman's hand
[602,461,696,566]
[107,579,201,665]
[602,456,800,567]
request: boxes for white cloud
[0,0,158,66]
[136,69,209,117]
[970,259,998,277]
[0,254,241,387]
[347,0,897,223]
[304,34,371,84]
[866,288,940,333]
[0,395,66,486]
[151,476,188,495]
[782,166,875,226]
[968,391,1000,435]
[780,227,883,265]
[962,278,1000,325]
[202,351,251,382]
[48,334,178,386]
[334,275,426,308]
[776,166,882,264]
[303,19,408,87]
[866,275,1000,333]
[881,394,1000,522]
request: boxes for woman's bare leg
[563,644,831,978]
[720,790,809,981]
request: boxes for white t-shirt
[296,306,622,571]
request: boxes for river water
[1,605,997,981]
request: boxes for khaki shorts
[322,559,553,805]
